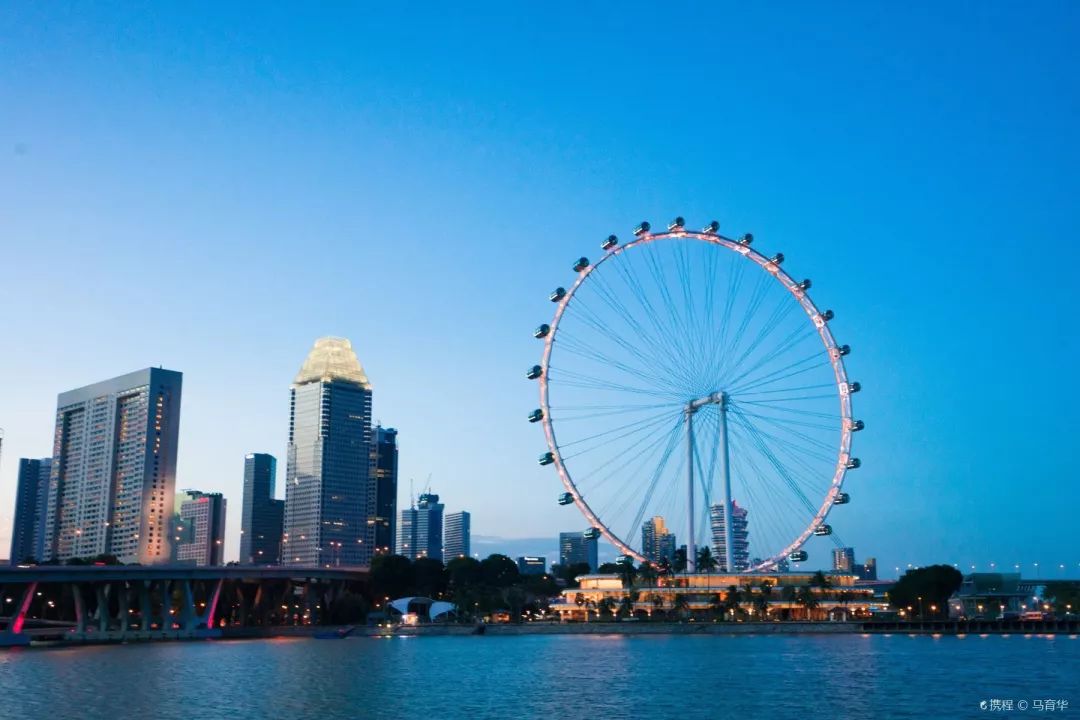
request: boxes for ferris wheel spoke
[729,413,838,463]
[728,411,821,519]
[733,382,835,398]
[570,293,690,389]
[730,349,820,395]
[584,418,685,516]
[556,330,686,394]
[556,407,683,449]
[728,354,832,395]
[587,271,693,389]
[728,406,840,433]
[623,418,687,545]
[724,323,819,391]
[716,297,799,390]
[548,366,680,399]
[719,271,773,380]
[731,400,840,419]
[560,410,681,461]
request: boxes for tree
[598,597,616,619]
[810,570,832,590]
[1042,582,1080,615]
[672,593,689,620]
[554,562,592,588]
[446,556,484,588]
[616,562,637,589]
[637,563,658,588]
[796,586,820,619]
[412,557,448,598]
[480,554,520,588]
[709,593,724,620]
[723,585,742,620]
[673,548,688,573]
[618,593,635,619]
[753,581,773,620]
[696,546,718,574]
[370,554,414,601]
[887,565,963,618]
[650,593,665,619]
[597,562,623,574]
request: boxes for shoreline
[9,618,1078,649]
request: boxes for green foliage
[553,562,592,588]
[480,554,520,587]
[673,547,688,573]
[411,557,448,598]
[370,554,415,600]
[696,547,718,573]
[1041,582,1080,614]
[328,591,369,624]
[887,564,963,616]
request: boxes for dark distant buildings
[517,556,547,576]
[10,458,52,564]
[832,547,856,573]
[641,516,677,565]
[43,367,183,564]
[173,490,227,566]
[284,338,373,566]
[857,557,878,581]
[240,453,284,564]
[397,492,445,560]
[559,531,598,572]
[370,426,398,557]
[710,500,749,572]
[443,510,470,562]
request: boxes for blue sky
[1,2,1077,575]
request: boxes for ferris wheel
[528,218,862,572]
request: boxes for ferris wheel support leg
[719,392,735,573]
[685,408,696,574]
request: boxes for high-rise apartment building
[174,490,227,566]
[832,546,856,573]
[370,426,398,557]
[284,338,373,566]
[240,453,284,564]
[709,500,749,572]
[10,458,52,564]
[43,367,182,564]
[443,510,470,563]
[559,531,598,572]
[641,516,677,565]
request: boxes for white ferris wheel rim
[537,228,856,571]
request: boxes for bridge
[0,565,369,646]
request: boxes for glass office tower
[284,338,372,566]
[240,453,284,564]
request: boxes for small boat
[314,626,355,639]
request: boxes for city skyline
[1,4,1078,574]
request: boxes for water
[1,634,1077,719]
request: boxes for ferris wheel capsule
[814,524,833,536]
[633,221,651,236]
[558,492,574,505]
[572,257,589,272]
[834,492,850,504]
[847,457,861,469]
[538,452,554,466]
[822,309,835,321]
[526,365,543,380]
[850,419,865,432]
[702,221,720,234]
[847,382,861,393]
[668,216,685,231]
[602,234,618,250]
[583,528,601,540]
[797,279,812,291]
[769,252,784,265]
[789,551,808,562]
[740,233,754,245]
[534,324,550,339]
[549,287,566,302]
[528,409,544,423]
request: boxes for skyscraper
[832,546,856,573]
[43,367,182,564]
[174,490,227,566]
[443,510,470,562]
[284,338,373,566]
[240,453,284,564]
[710,500,749,572]
[396,492,444,560]
[641,516,676,565]
[370,426,398,556]
[10,458,52,564]
[559,531,598,572]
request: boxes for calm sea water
[1,634,1077,719]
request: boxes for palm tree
[696,546,718,573]
[650,593,665,619]
[723,584,742,621]
[598,597,616,620]
[753,581,773,620]
[796,585,820,620]
[780,584,798,621]
[637,563,658,588]
[810,570,832,590]
[708,592,724,620]
[672,593,690,621]
[618,594,634,619]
